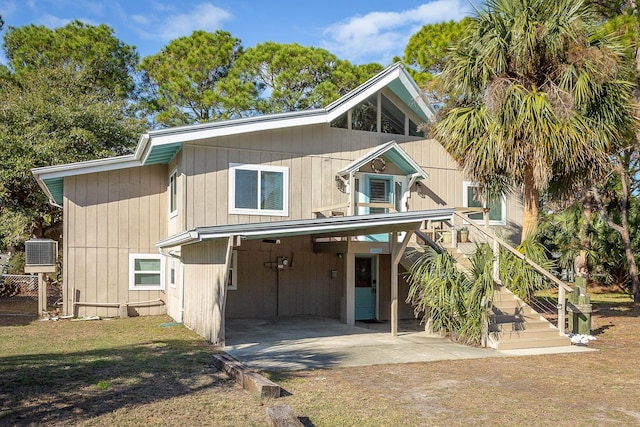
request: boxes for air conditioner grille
[25,240,57,266]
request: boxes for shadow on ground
[0,340,233,425]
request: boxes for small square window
[463,182,506,225]
[229,164,289,216]
[129,254,164,291]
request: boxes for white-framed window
[129,254,164,291]
[169,168,178,217]
[227,250,237,290]
[229,163,289,216]
[463,181,506,225]
[169,257,176,288]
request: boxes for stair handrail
[453,211,572,336]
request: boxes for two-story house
[32,63,523,345]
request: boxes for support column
[345,252,355,326]
[390,230,414,337]
[38,273,46,315]
[390,232,398,336]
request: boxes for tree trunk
[592,164,640,305]
[617,169,640,305]
[521,164,540,241]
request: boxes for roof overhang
[337,140,429,180]
[156,209,454,248]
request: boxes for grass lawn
[1,299,640,426]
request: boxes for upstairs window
[351,94,377,132]
[381,95,405,135]
[169,169,178,216]
[463,182,506,225]
[229,164,289,216]
[409,119,425,137]
[330,112,348,129]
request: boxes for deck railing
[448,210,573,336]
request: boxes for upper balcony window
[409,118,425,137]
[229,164,289,216]
[381,95,405,135]
[351,94,377,132]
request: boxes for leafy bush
[406,244,495,345]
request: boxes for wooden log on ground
[212,352,281,399]
[266,405,304,427]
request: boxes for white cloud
[133,2,232,42]
[36,13,71,28]
[0,0,18,19]
[321,0,471,64]
[130,14,150,26]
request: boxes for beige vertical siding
[225,236,344,319]
[181,238,231,345]
[63,164,168,318]
[178,120,522,234]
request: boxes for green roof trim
[143,142,183,165]
[43,177,64,205]
[388,79,428,121]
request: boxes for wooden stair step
[489,319,553,332]
[490,328,563,341]
[491,335,571,350]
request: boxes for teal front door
[355,256,376,320]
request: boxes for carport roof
[156,209,454,248]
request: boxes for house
[32,63,523,346]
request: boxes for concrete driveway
[223,316,591,372]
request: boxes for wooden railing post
[558,286,566,336]
[451,212,457,249]
[492,238,501,284]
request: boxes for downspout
[49,199,63,209]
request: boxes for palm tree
[434,0,634,241]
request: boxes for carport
[158,209,455,345]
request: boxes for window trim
[169,168,178,218]
[169,257,176,288]
[229,163,289,216]
[462,181,506,226]
[129,254,165,291]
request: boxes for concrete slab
[224,316,593,372]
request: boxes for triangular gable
[337,141,429,180]
[325,63,435,123]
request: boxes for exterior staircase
[445,245,570,350]
[488,285,570,349]
[402,234,571,350]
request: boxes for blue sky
[0,0,472,65]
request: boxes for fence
[0,274,61,316]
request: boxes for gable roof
[32,63,434,205]
[337,140,429,179]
